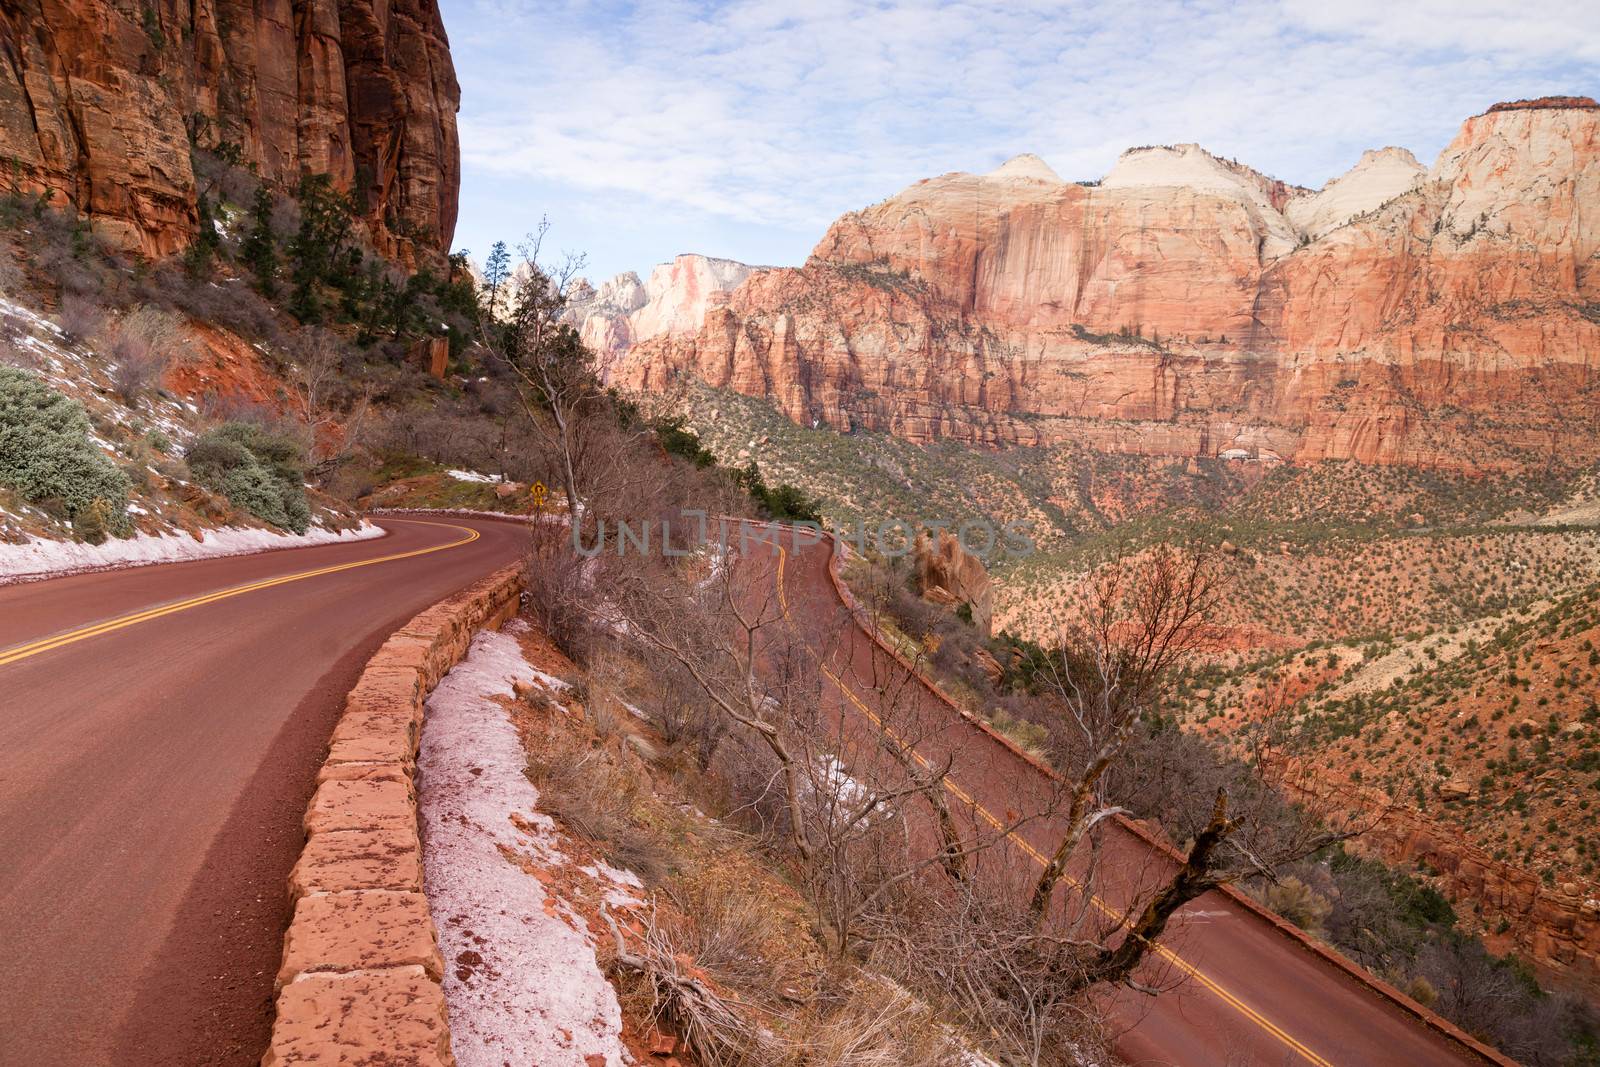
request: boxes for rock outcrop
[1284,147,1424,240]
[612,100,1600,472]
[569,253,761,375]
[914,529,994,636]
[0,0,460,262]
[1314,777,1600,992]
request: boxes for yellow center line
[0,519,481,668]
[773,543,1335,1067]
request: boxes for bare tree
[284,327,370,475]
[108,306,185,405]
[862,873,1111,1066]
[58,292,105,346]
[592,528,1041,964]
[1015,544,1379,994]
[1029,544,1224,918]
[478,219,610,526]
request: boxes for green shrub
[186,421,310,533]
[0,366,129,537]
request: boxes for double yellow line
[773,545,1334,1067]
[0,520,480,669]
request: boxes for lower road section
[765,531,1503,1067]
[0,516,528,1066]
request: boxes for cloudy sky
[443,0,1598,282]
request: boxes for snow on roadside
[0,521,385,583]
[418,626,633,1067]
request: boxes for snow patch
[446,468,504,484]
[527,665,574,691]
[418,628,632,1066]
[0,522,385,583]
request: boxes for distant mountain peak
[986,154,1064,183]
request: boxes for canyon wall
[0,0,460,262]
[568,253,762,376]
[603,99,1600,471]
[1295,776,1600,992]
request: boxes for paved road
[758,529,1504,1067]
[0,516,527,1067]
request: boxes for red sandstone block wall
[262,564,522,1066]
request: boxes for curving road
[758,529,1507,1067]
[0,511,1510,1067]
[0,516,527,1067]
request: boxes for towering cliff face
[613,99,1600,471]
[0,0,460,262]
[568,253,762,375]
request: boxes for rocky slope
[1177,578,1600,988]
[0,0,460,262]
[609,98,1600,472]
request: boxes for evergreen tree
[240,186,278,296]
[185,193,221,276]
[287,173,355,323]
[481,240,511,320]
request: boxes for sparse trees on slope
[481,220,607,526]
[1029,544,1223,919]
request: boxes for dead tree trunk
[1071,788,1235,991]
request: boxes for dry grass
[515,643,1005,1067]
[522,711,673,882]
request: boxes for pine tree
[241,186,278,296]
[482,240,510,320]
[287,173,354,323]
[185,193,221,276]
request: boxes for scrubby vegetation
[0,366,129,542]
[844,543,1600,1063]
[7,137,1599,1059]
[185,422,311,533]
[0,138,492,544]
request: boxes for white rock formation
[1102,143,1305,257]
[569,253,762,367]
[986,153,1065,183]
[1285,147,1425,240]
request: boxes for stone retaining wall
[262,564,523,1066]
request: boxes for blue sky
[443,0,1598,283]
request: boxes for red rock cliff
[614,101,1600,471]
[0,0,459,263]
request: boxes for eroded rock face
[614,100,1600,472]
[914,529,994,636]
[1343,787,1600,991]
[0,0,460,262]
[569,253,762,375]
[1284,147,1424,240]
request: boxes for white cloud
[445,0,1598,279]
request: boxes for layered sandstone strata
[0,0,460,262]
[606,99,1600,471]
[568,253,762,374]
